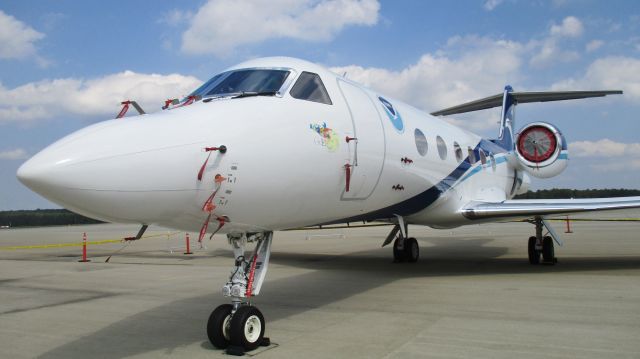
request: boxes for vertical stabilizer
[495,85,515,150]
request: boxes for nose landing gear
[207,232,273,354]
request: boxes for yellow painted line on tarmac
[0,231,180,251]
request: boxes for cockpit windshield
[190,69,291,99]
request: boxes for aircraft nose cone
[17,119,118,198]
[15,114,211,223]
[16,157,41,189]
[16,151,62,197]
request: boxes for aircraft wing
[461,197,640,221]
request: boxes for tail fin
[495,85,515,150]
[430,88,622,150]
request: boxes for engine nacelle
[515,122,568,178]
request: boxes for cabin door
[338,80,385,200]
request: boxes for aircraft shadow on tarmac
[37,236,640,358]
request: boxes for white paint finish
[16,57,638,235]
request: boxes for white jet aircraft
[17,57,640,352]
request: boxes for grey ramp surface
[0,219,639,358]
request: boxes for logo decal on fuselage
[310,122,340,152]
[379,96,403,133]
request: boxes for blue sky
[1,0,639,210]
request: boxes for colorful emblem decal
[379,96,403,133]
[310,122,340,152]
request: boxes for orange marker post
[565,215,573,233]
[79,232,90,262]
[184,233,193,255]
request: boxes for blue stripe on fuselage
[321,139,511,225]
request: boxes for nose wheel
[207,304,233,349]
[208,304,268,352]
[229,306,266,350]
[207,232,273,354]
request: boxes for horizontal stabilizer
[431,90,622,116]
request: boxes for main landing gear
[382,218,419,263]
[207,232,273,354]
[527,217,557,265]
[393,235,419,263]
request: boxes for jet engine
[514,122,568,178]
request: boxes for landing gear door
[338,80,385,200]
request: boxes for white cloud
[551,56,640,100]
[570,139,640,172]
[585,39,604,52]
[181,0,380,56]
[529,39,579,68]
[529,16,583,68]
[570,139,640,158]
[609,22,622,33]
[0,148,28,160]
[0,71,202,124]
[0,10,44,60]
[332,36,522,112]
[550,16,584,38]
[159,9,193,26]
[483,0,503,11]
[331,36,523,132]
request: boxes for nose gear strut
[207,232,273,354]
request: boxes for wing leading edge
[461,197,640,221]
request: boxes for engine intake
[515,122,568,178]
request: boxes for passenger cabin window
[479,149,487,165]
[290,72,332,105]
[414,129,428,156]
[468,147,476,163]
[191,69,291,99]
[453,142,463,163]
[436,136,447,160]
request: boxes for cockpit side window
[289,72,333,105]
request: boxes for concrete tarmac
[0,216,639,358]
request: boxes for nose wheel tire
[528,236,540,265]
[229,306,266,351]
[207,304,233,349]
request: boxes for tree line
[0,209,103,228]
[514,188,640,199]
[1,188,639,228]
